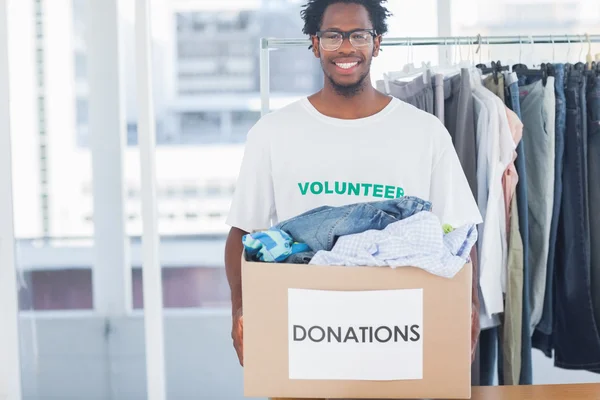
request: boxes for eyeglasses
[315,29,376,51]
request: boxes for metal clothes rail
[259,34,600,116]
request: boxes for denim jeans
[506,74,533,385]
[532,64,567,355]
[275,196,432,264]
[554,67,600,372]
[519,77,556,333]
[587,72,600,340]
[478,75,533,386]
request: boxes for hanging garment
[587,71,600,339]
[518,75,556,332]
[502,107,524,386]
[470,81,501,392]
[433,73,445,122]
[503,193,524,385]
[504,70,533,385]
[484,74,506,102]
[471,78,501,331]
[472,72,513,320]
[503,108,523,234]
[274,197,432,264]
[385,72,435,114]
[533,63,567,356]
[554,67,600,373]
[476,72,523,386]
[444,69,478,197]
[309,211,477,279]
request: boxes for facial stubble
[321,51,373,98]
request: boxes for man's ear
[311,35,320,58]
[373,34,382,57]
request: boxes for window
[76,97,88,125]
[18,269,93,311]
[132,267,230,309]
[75,52,86,79]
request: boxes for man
[224,0,482,366]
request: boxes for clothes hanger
[474,35,509,84]
[513,36,555,85]
[430,38,461,76]
[478,61,509,84]
[458,37,473,68]
[383,38,430,89]
[511,36,529,71]
[382,39,413,93]
[475,34,489,70]
[504,35,520,72]
[586,33,593,69]
[539,34,554,69]
[573,34,587,70]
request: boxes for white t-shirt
[226,96,483,232]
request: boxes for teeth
[336,62,358,69]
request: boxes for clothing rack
[259,34,600,116]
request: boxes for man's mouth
[333,60,360,74]
[335,61,358,69]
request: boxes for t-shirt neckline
[299,95,400,126]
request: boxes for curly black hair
[300,0,392,37]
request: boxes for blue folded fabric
[243,229,310,262]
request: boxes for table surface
[270,383,600,399]
[470,383,600,399]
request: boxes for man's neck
[309,81,389,120]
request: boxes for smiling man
[224,0,482,367]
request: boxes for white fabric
[309,211,477,279]
[470,71,512,318]
[471,80,500,329]
[493,95,518,295]
[226,97,483,234]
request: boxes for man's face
[311,3,381,96]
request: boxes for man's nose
[337,36,357,54]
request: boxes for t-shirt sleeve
[429,132,483,228]
[226,122,276,233]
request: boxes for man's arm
[225,227,248,366]
[225,227,248,314]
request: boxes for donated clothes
[243,196,430,264]
[309,211,477,279]
[274,196,432,264]
[242,197,475,279]
[242,230,309,262]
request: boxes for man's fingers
[235,339,244,366]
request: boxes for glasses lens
[320,32,342,50]
[350,31,373,47]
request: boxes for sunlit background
[2,0,600,398]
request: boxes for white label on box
[287,288,423,381]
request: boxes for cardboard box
[242,255,473,399]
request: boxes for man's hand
[232,307,244,366]
[471,302,480,362]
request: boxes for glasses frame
[315,29,377,51]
